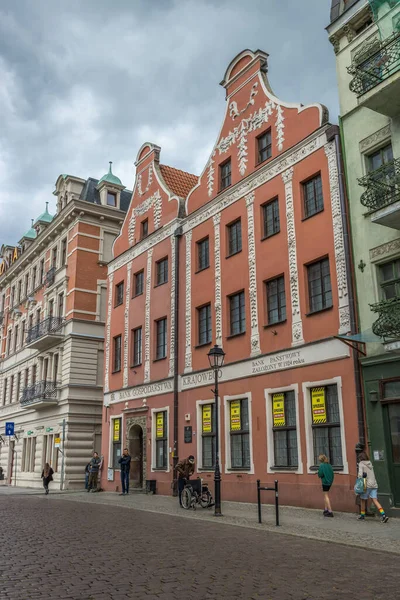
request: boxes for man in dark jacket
[176,455,195,506]
[87,452,101,492]
[118,448,131,496]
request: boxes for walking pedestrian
[87,452,101,493]
[176,455,195,506]
[118,448,131,495]
[85,462,90,490]
[41,462,54,495]
[357,451,389,523]
[317,454,334,517]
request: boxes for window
[229,291,245,336]
[271,391,298,468]
[40,259,45,284]
[141,219,149,239]
[17,280,22,304]
[10,286,15,307]
[24,273,29,298]
[132,327,142,366]
[311,385,343,468]
[197,237,209,271]
[53,354,59,381]
[43,358,49,383]
[32,266,37,291]
[112,418,122,468]
[198,304,212,346]
[220,159,231,190]
[115,282,124,307]
[28,314,33,332]
[107,192,117,207]
[14,325,19,352]
[378,258,400,300]
[7,330,12,356]
[21,321,25,348]
[229,398,250,469]
[257,130,272,164]
[266,276,286,325]
[155,411,168,469]
[262,198,280,238]
[156,318,167,360]
[307,258,332,313]
[156,258,168,286]
[3,378,7,406]
[227,219,242,256]
[24,368,29,389]
[134,271,144,296]
[32,364,37,385]
[113,335,122,372]
[22,437,36,472]
[61,238,67,265]
[367,143,393,173]
[48,299,54,319]
[52,247,57,269]
[16,372,21,403]
[36,309,41,325]
[201,403,216,469]
[303,174,324,219]
[58,293,64,317]
[9,375,14,404]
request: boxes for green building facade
[328,0,400,513]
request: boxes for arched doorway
[128,424,143,488]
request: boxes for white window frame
[196,397,221,472]
[108,413,124,471]
[264,384,303,475]
[302,376,348,474]
[151,406,170,473]
[224,392,254,474]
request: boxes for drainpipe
[327,124,366,447]
[172,225,183,496]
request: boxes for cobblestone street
[1,495,399,600]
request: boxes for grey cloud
[0,0,337,245]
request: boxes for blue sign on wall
[5,422,14,436]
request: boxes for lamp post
[207,344,225,516]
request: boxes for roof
[80,178,132,212]
[34,202,54,226]
[330,0,360,24]
[159,164,198,198]
[21,220,37,241]
[98,162,123,186]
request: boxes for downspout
[172,225,183,495]
[328,124,365,446]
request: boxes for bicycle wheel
[181,487,192,510]
[199,490,212,508]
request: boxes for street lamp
[207,344,225,516]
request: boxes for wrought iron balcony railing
[26,316,63,344]
[20,380,59,407]
[45,267,56,287]
[370,297,400,339]
[358,158,400,211]
[348,32,400,97]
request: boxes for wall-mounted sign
[5,422,14,436]
[230,401,241,431]
[27,430,34,436]
[311,387,327,424]
[107,468,114,481]
[156,413,164,438]
[54,437,61,448]
[273,393,285,427]
[184,426,192,443]
[46,427,53,433]
[113,419,121,442]
[0,247,21,276]
[202,405,212,433]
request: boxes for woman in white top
[357,451,388,523]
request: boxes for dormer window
[107,192,117,207]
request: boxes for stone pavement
[16,486,399,555]
[1,494,399,600]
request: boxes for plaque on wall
[184,426,192,443]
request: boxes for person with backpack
[357,451,389,523]
[317,454,334,517]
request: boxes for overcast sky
[0,0,337,245]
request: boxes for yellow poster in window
[312,387,327,424]
[273,393,285,427]
[113,419,120,442]
[156,413,164,438]
[202,405,212,433]
[230,401,241,431]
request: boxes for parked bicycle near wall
[181,478,214,510]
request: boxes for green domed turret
[34,202,54,226]
[98,161,122,186]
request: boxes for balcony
[359,158,400,228]
[20,380,59,409]
[371,297,400,352]
[347,32,400,116]
[26,316,64,351]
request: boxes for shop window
[229,398,250,469]
[197,304,212,346]
[155,411,168,469]
[311,385,343,468]
[112,418,122,468]
[197,237,209,271]
[307,258,332,313]
[201,403,216,470]
[22,437,36,472]
[257,129,272,164]
[134,270,144,297]
[271,391,298,468]
[227,219,242,256]
[303,174,324,219]
[229,291,245,336]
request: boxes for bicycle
[181,478,214,510]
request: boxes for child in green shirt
[317,454,334,517]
